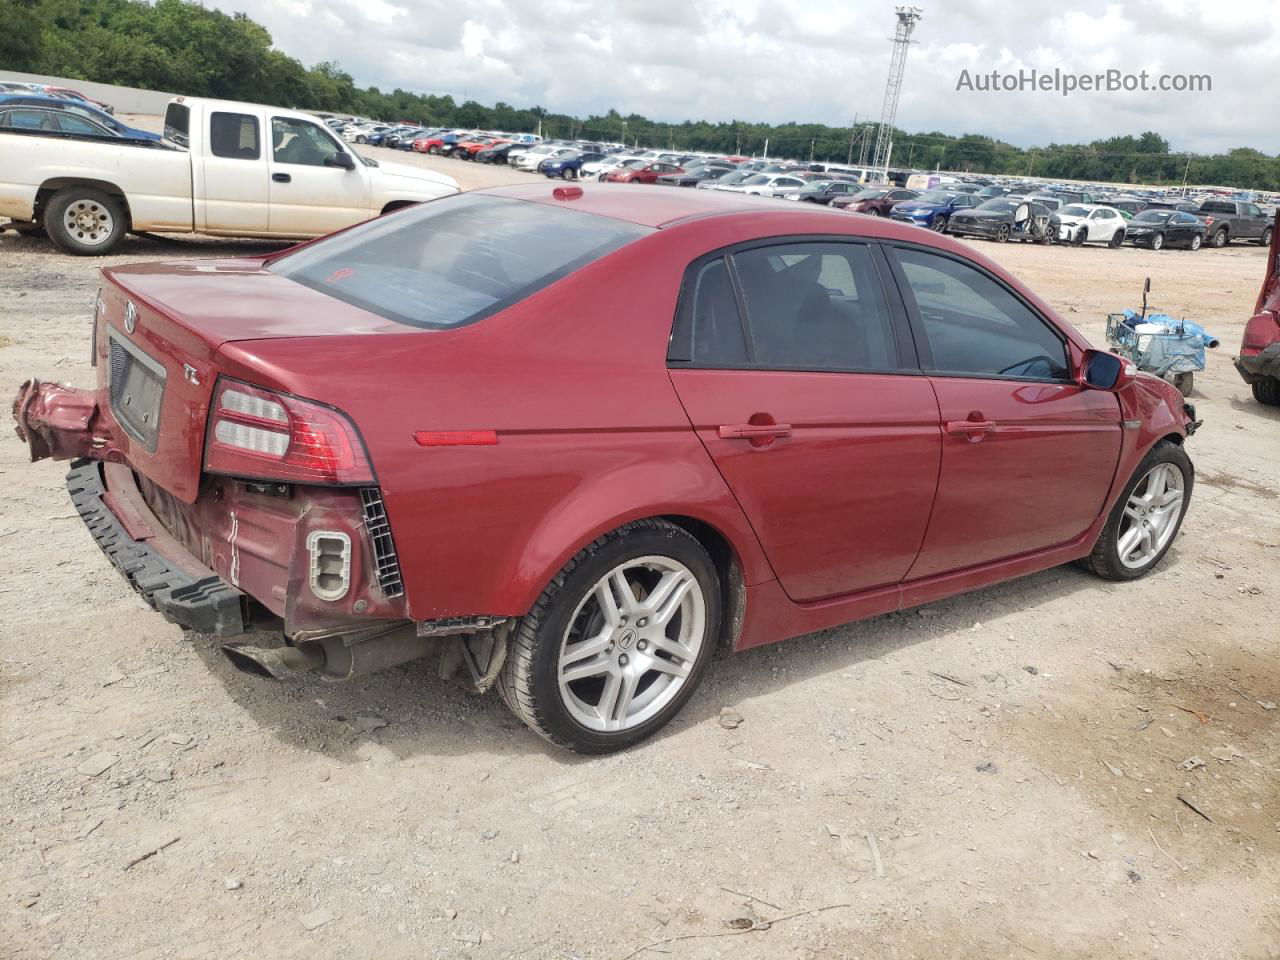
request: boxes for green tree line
[4,0,1279,190]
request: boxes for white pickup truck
[0,96,458,255]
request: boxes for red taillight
[1241,312,1280,354]
[204,378,374,485]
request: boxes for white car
[513,144,576,172]
[344,123,391,144]
[1056,204,1128,247]
[582,155,644,178]
[714,173,807,198]
[0,96,458,255]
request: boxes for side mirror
[327,152,355,170]
[1079,349,1137,391]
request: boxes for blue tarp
[1107,310,1220,376]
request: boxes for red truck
[1235,211,1280,405]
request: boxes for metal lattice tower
[871,6,923,181]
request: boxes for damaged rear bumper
[1234,343,1280,383]
[67,459,249,636]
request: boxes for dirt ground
[2,141,1279,960]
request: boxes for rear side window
[1200,201,1230,214]
[735,243,898,370]
[673,258,747,365]
[894,247,1068,380]
[164,102,190,147]
[210,112,260,160]
[270,194,651,329]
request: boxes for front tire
[930,216,948,233]
[995,223,1011,243]
[45,188,127,256]
[1151,232,1165,251]
[1079,442,1192,581]
[498,519,721,754]
[1109,230,1124,248]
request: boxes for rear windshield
[269,194,651,329]
[163,102,190,147]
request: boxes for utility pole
[1180,154,1192,195]
[810,138,816,162]
[871,6,923,183]
[762,137,769,160]
[847,114,857,164]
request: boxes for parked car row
[0,80,114,113]
[0,93,155,140]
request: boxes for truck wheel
[497,519,721,754]
[45,188,127,256]
[1211,228,1228,247]
[1253,377,1280,406]
[1261,227,1273,247]
[1079,441,1192,581]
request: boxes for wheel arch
[379,199,419,215]
[35,178,132,228]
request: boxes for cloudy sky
[210,0,1278,154]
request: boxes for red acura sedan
[13,184,1198,753]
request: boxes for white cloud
[208,0,1280,153]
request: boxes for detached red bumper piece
[12,379,113,463]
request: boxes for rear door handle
[945,419,996,435]
[718,423,793,441]
[272,173,291,183]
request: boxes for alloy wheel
[557,556,706,732]
[1117,463,1184,569]
[62,200,114,248]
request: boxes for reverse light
[204,378,374,486]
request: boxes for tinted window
[734,243,898,371]
[674,258,747,365]
[270,194,651,330]
[1200,201,1230,213]
[272,117,342,166]
[210,112,260,160]
[895,248,1068,380]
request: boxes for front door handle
[945,419,997,436]
[718,423,793,441]
[272,172,291,183]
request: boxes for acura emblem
[124,300,137,334]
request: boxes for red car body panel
[1235,212,1280,389]
[14,184,1195,656]
[605,164,684,185]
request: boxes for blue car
[0,94,159,141]
[890,190,978,232]
[540,151,606,179]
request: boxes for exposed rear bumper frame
[67,459,248,636]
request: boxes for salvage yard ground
[1,128,1278,960]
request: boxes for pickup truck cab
[0,96,458,255]
[1196,199,1273,248]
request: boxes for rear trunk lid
[99,258,409,502]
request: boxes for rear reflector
[414,430,498,446]
[204,378,374,486]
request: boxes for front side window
[733,243,899,371]
[270,194,651,330]
[272,117,342,166]
[211,112,260,160]
[894,247,1069,381]
[54,112,108,135]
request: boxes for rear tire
[1253,377,1280,405]
[1189,233,1202,251]
[45,187,127,256]
[497,519,721,754]
[1260,226,1273,247]
[1078,441,1192,581]
[1212,228,1228,248]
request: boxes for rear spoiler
[1257,211,1280,315]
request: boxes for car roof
[473,181,931,231]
